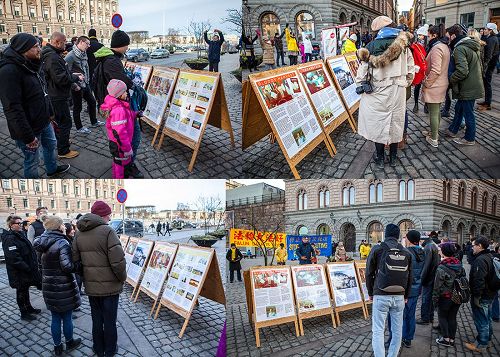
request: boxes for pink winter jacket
[101,95,136,155]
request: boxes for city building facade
[0,0,118,45]
[285,179,499,253]
[0,179,123,222]
[422,0,500,28]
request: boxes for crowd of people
[1,203,126,356]
[0,29,146,179]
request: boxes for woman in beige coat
[421,24,450,147]
[258,31,276,70]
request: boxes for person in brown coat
[421,24,450,148]
[72,201,126,357]
[257,30,275,70]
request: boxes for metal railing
[226,192,285,208]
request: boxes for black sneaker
[66,338,82,352]
[54,344,63,356]
[436,337,452,347]
[127,163,144,179]
[416,319,430,325]
[27,307,42,314]
[20,313,36,321]
[373,153,384,169]
[47,164,70,177]
[389,154,398,167]
[402,339,412,348]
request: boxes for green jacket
[450,37,484,100]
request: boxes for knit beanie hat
[88,28,97,37]
[372,16,393,31]
[91,201,112,217]
[10,33,38,54]
[384,224,400,239]
[440,242,456,257]
[111,30,130,48]
[42,216,64,231]
[406,230,421,244]
[107,79,127,98]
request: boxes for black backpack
[376,242,410,293]
[441,265,470,304]
[92,59,108,107]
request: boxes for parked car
[183,222,196,229]
[125,48,149,62]
[150,48,170,59]
[109,219,144,237]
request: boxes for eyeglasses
[12,222,22,226]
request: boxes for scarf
[231,248,236,261]
[72,44,89,86]
[375,27,401,40]
[440,257,460,266]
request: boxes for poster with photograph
[164,71,217,143]
[344,53,360,78]
[161,245,212,312]
[355,262,369,301]
[127,240,154,283]
[140,242,178,297]
[120,235,130,249]
[125,237,139,270]
[144,68,178,126]
[254,71,323,159]
[123,62,152,89]
[327,263,362,307]
[327,56,360,109]
[321,28,337,57]
[251,267,296,322]
[291,265,331,313]
[297,62,346,127]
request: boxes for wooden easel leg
[331,312,337,328]
[155,133,165,150]
[151,130,159,146]
[178,316,190,338]
[299,318,304,336]
[188,146,200,172]
[130,285,138,301]
[324,137,336,157]
[133,289,140,303]
[294,319,300,337]
[255,326,260,347]
[149,301,157,318]
[336,311,340,326]
[290,165,301,180]
[363,305,368,319]
[154,303,162,320]
[347,114,357,133]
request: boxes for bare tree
[186,19,211,58]
[128,31,148,49]
[166,28,180,46]
[222,8,242,34]
[195,195,224,234]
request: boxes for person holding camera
[355,16,415,168]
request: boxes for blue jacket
[204,31,224,63]
[407,245,425,298]
[295,242,315,264]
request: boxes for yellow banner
[229,228,286,248]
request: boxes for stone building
[285,179,500,253]
[0,0,119,45]
[0,179,123,222]
[422,0,500,29]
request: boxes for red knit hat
[91,201,112,217]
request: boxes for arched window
[260,12,280,38]
[351,14,357,23]
[297,189,308,210]
[368,221,384,244]
[481,192,488,213]
[369,182,383,203]
[399,220,415,239]
[471,187,478,210]
[399,181,406,201]
[296,12,315,39]
[317,224,331,235]
[339,12,347,24]
[298,225,309,235]
[457,222,465,245]
[318,186,330,208]
[492,195,497,215]
[441,220,452,240]
[458,182,466,206]
[377,183,383,202]
[442,180,451,202]
[342,182,356,206]
[369,183,376,203]
[399,180,414,201]
[408,180,415,200]
[470,225,477,239]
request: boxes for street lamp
[357,209,363,223]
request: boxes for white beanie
[416,25,428,36]
[349,34,357,42]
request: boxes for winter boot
[373,153,384,169]
[66,338,82,352]
[412,102,419,113]
[54,344,64,356]
[389,153,398,167]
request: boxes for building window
[17,24,23,33]
[29,8,36,18]
[65,201,69,209]
[14,6,21,16]
[58,11,63,21]
[459,13,474,28]
[318,187,330,208]
[86,187,91,197]
[46,26,50,35]
[0,24,5,33]
[369,182,383,203]
[96,189,100,198]
[442,180,451,202]
[317,224,331,235]
[77,201,81,209]
[492,195,497,215]
[342,183,356,206]
[296,12,315,38]
[70,13,75,22]
[481,192,488,213]
[34,181,41,192]
[63,184,68,194]
[72,27,76,35]
[435,17,445,25]
[43,9,49,20]
[6,197,13,207]
[51,199,55,209]
[297,225,309,235]
[32,25,37,34]
[81,14,86,22]
[368,221,384,244]
[441,220,452,240]
[19,180,27,191]
[458,181,466,206]
[260,12,280,38]
[399,180,415,201]
[104,191,107,199]
[2,179,11,189]
[88,202,91,210]
[23,198,29,208]
[471,187,478,210]
[60,27,65,34]
[75,186,80,196]
[37,198,42,207]
[339,12,347,24]
[399,220,415,239]
[297,189,307,210]
[48,183,54,193]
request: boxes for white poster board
[161,245,212,312]
[144,67,178,125]
[291,265,332,313]
[124,62,152,88]
[124,237,139,270]
[326,56,360,109]
[140,242,178,297]
[254,71,323,159]
[127,240,154,283]
[321,28,337,57]
[251,266,296,323]
[326,262,362,307]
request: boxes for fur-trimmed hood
[357,31,412,68]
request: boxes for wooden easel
[326,262,368,325]
[156,69,235,172]
[290,265,336,336]
[249,266,300,347]
[154,245,226,338]
[119,235,130,249]
[354,260,371,316]
[125,239,155,300]
[243,67,335,179]
[132,242,178,317]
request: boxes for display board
[326,262,368,324]
[290,265,336,335]
[243,67,335,179]
[321,28,337,57]
[124,237,139,270]
[249,266,299,347]
[354,260,371,310]
[286,235,332,261]
[344,52,360,79]
[119,235,130,249]
[154,245,225,338]
[325,55,360,114]
[156,69,234,172]
[229,228,286,248]
[123,62,153,89]
[126,239,155,294]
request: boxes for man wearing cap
[478,23,499,111]
[73,201,126,357]
[0,33,70,178]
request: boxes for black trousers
[375,142,397,158]
[289,55,298,65]
[413,83,421,103]
[438,298,460,339]
[276,50,285,66]
[89,294,119,356]
[51,99,72,155]
[16,286,31,313]
[229,268,241,282]
[209,62,219,72]
[443,87,452,112]
[247,54,256,71]
[72,86,97,129]
[483,60,496,105]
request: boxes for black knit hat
[440,242,456,257]
[10,33,38,54]
[111,30,130,48]
[88,28,97,37]
[406,230,421,244]
[385,224,400,239]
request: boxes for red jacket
[410,42,427,85]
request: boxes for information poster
[251,267,295,322]
[255,71,323,159]
[356,263,369,301]
[127,240,154,283]
[327,262,362,307]
[164,72,217,142]
[230,228,286,248]
[327,56,360,109]
[125,237,139,270]
[286,235,332,260]
[124,62,152,89]
[298,63,346,127]
[291,265,331,313]
[321,28,337,57]
[120,235,129,249]
[162,246,212,312]
[144,68,178,126]
[344,53,360,78]
[140,242,178,297]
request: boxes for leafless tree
[128,31,148,49]
[195,195,224,234]
[222,8,242,34]
[166,28,180,45]
[186,19,211,58]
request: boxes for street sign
[117,188,128,203]
[111,13,123,29]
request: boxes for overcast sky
[399,0,413,12]
[119,0,240,36]
[124,180,225,211]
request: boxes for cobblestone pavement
[241,68,500,179]
[0,238,226,357]
[227,258,500,357]
[0,53,242,179]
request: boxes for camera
[355,81,374,95]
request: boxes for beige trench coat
[260,38,275,65]
[422,41,450,104]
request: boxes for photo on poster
[295,268,323,287]
[253,270,288,289]
[132,246,148,267]
[332,270,358,290]
[344,54,360,78]
[327,263,362,307]
[332,63,354,90]
[256,76,301,110]
[124,62,151,89]
[301,68,330,95]
[126,240,138,255]
[327,56,361,108]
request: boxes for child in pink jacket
[100,79,137,178]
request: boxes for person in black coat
[226,243,243,282]
[33,216,82,356]
[295,236,316,265]
[241,32,259,72]
[1,215,42,320]
[0,33,69,178]
[204,29,225,72]
[87,28,104,88]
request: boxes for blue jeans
[387,295,418,342]
[131,118,141,162]
[51,310,74,346]
[448,99,475,141]
[15,123,57,178]
[471,298,494,348]
[372,295,405,357]
[421,284,434,322]
[493,292,499,320]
